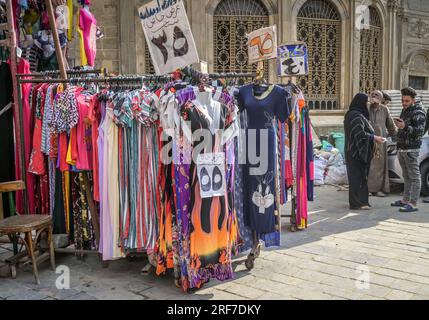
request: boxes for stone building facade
[70,0,429,119]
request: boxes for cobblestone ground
[1,185,429,300]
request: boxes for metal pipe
[18,76,170,84]
[16,78,28,215]
[54,248,100,255]
[16,68,108,78]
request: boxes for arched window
[297,0,342,110]
[359,6,383,94]
[214,0,269,78]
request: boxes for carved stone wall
[75,0,429,114]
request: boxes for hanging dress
[174,89,238,291]
[237,84,290,246]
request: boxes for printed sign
[247,25,278,65]
[197,153,226,199]
[138,0,200,75]
[277,43,309,76]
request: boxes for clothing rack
[181,66,255,82]
[282,81,307,232]
[16,68,108,78]
[13,69,260,268]
[15,71,154,262]
[18,75,173,85]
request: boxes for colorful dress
[177,90,238,291]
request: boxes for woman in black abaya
[344,93,384,210]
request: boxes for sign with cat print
[139,0,200,75]
[277,43,308,76]
[196,153,226,199]
[252,172,275,214]
[247,25,278,64]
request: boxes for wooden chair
[0,181,55,285]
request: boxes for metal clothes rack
[16,68,109,78]
[281,81,306,232]
[15,68,257,265]
[15,71,173,261]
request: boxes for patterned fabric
[52,86,79,133]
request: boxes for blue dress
[237,84,290,237]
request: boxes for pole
[6,0,28,215]
[16,79,28,215]
[45,0,68,80]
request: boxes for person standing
[424,102,429,204]
[344,93,385,210]
[368,90,397,197]
[382,92,392,107]
[392,87,427,212]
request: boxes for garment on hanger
[237,84,290,247]
[78,7,97,67]
[154,84,241,291]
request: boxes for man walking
[368,90,397,197]
[424,103,429,204]
[392,87,427,212]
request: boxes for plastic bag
[314,156,328,186]
[325,165,348,186]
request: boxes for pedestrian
[382,92,392,106]
[392,87,427,212]
[424,102,429,204]
[368,90,397,197]
[344,93,385,210]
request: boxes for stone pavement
[1,185,429,300]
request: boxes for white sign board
[138,0,199,75]
[277,43,309,76]
[197,153,226,199]
[247,25,278,65]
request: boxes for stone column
[386,0,400,89]
[119,0,138,74]
[351,0,362,99]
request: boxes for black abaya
[344,93,375,210]
[346,154,371,209]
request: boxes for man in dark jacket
[424,105,429,204]
[392,87,427,212]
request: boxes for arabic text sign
[139,0,199,75]
[247,25,278,65]
[277,44,308,76]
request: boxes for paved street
[1,185,429,300]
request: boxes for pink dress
[75,89,94,171]
[13,58,37,215]
[78,8,97,67]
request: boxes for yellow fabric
[66,130,77,166]
[63,172,70,234]
[77,11,88,66]
[67,0,73,41]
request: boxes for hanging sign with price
[277,43,308,76]
[138,0,199,75]
[247,25,278,64]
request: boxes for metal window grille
[297,0,342,110]
[359,6,383,94]
[214,0,269,80]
